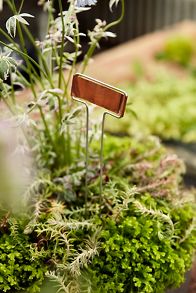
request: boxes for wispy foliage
[6,13,34,38]
[69,232,100,277]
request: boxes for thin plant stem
[76,118,82,158]
[84,103,89,215]
[65,124,71,165]
[58,0,65,92]
[72,99,89,214]
[38,106,55,149]
[65,21,80,92]
[19,63,44,89]
[81,0,125,73]
[18,0,24,13]
[0,40,48,80]
[9,69,16,104]
[5,0,55,149]
[0,27,43,87]
[21,25,54,88]
[54,0,72,165]
[53,43,67,92]
[100,112,107,199]
[3,0,53,85]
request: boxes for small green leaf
[6,16,16,38]
[6,13,34,38]
[0,59,9,80]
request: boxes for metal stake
[84,103,89,212]
[72,97,89,214]
[100,112,107,197]
[71,73,128,204]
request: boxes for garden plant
[0,1,195,293]
[108,72,196,143]
[155,35,196,68]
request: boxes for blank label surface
[71,74,127,117]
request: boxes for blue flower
[76,0,97,7]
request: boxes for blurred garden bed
[86,21,196,84]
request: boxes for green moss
[89,194,196,293]
[0,218,47,293]
[0,136,195,293]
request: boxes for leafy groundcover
[0,135,195,293]
[106,73,196,143]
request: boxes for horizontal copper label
[71,74,127,117]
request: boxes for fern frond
[24,198,48,234]
[64,206,98,218]
[8,217,19,237]
[112,186,138,219]
[179,219,196,243]
[46,271,69,293]
[48,218,93,230]
[35,222,73,255]
[23,178,54,201]
[46,271,80,293]
[133,200,174,239]
[69,232,100,277]
[48,200,65,216]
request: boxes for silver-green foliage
[106,73,196,142]
[0,0,124,171]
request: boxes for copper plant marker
[71,73,128,204]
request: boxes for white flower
[6,13,34,38]
[109,0,120,11]
[0,52,17,80]
[0,0,3,11]
[76,0,97,7]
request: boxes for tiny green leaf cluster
[89,194,196,293]
[107,73,196,142]
[0,217,47,293]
